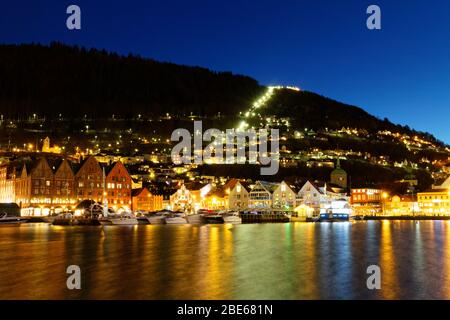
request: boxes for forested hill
[0,42,445,146]
[263,89,443,145]
[0,42,263,118]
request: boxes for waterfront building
[417,188,450,215]
[350,188,382,215]
[202,188,228,210]
[19,158,54,214]
[51,159,76,208]
[0,165,15,203]
[384,195,419,216]
[74,156,104,203]
[226,179,250,211]
[248,181,278,210]
[131,187,163,212]
[272,181,297,211]
[170,184,194,212]
[105,161,132,212]
[1,155,134,215]
[296,181,347,215]
[296,181,322,214]
[13,158,76,215]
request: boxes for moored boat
[146,210,171,224]
[203,212,224,224]
[147,214,166,224]
[165,212,188,224]
[108,213,139,225]
[223,212,242,224]
[186,213,204,224]
[318,199,352,222]
[52,213,100,226]
[0,213,27,224]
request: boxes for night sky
[1,0,449,143]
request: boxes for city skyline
[1,0,449,143]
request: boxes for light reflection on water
[0,221,449,300]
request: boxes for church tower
[42,137,51,153]
[330,158,347,188]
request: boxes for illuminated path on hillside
[237,85,300,131]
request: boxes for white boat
[165,213,188,224]
[110,217,139,225]
[186,214,204,224]
[146,210,170,224]
[0,214,27,224]
[319,199,353,222]
[103,213,139,225]
[223,212,242,224]
[147,215,166,224]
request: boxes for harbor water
[1,221,450,299]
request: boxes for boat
[147,214,166,224]
[136,216,150,224]
[186,213,205,224]
[318,199,352,222]
[223,211,242,224]
[146,210,171,224]
[134,211,150,224]
[52,213,100,226]
[165,212,188,224]
[0,213,27,224]
[203,212,224,224]
[306,216,320,223]
[52,212,74,225]
[109,213,139,225]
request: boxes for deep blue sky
[1,0,449,143]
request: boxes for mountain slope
[0,42,263,118]
[0,43,445,147]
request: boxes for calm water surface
[1,221,450,299]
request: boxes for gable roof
[438,176,450,189]
[251,181,278,194]
[132,187,151,197]
[224,179,250,193]
[298,180,322,194]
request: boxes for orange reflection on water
[379,221,398,299]
[301,223,319,299]
[443,221,450,299]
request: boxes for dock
[240,212,290,223]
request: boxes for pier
[240,212,290,223]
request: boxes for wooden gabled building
[105,161,132,211]
[74,156,104,203]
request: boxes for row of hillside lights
[237,85,300,131]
